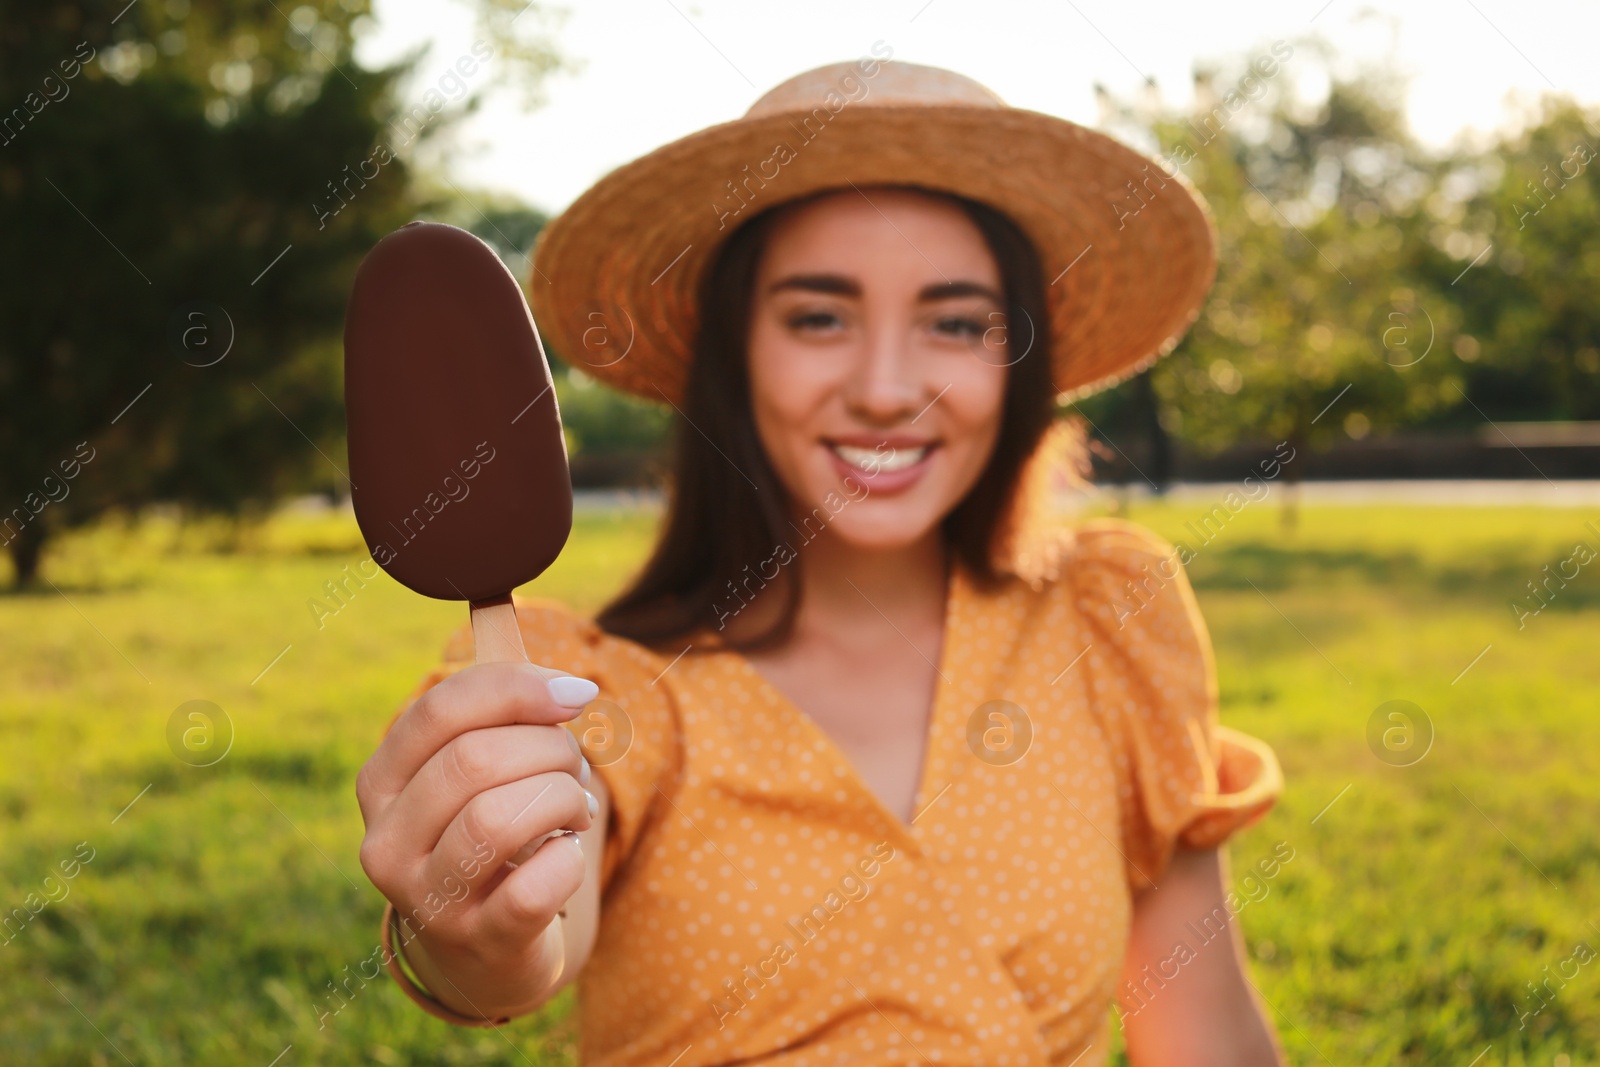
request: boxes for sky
[354,0,1600,216]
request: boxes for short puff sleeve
[388,596,683,896]
[1064,519,1283,892]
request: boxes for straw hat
[527,56,1217,406]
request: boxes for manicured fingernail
[585,790,598,819]
[566,829,583,852]
[548,676,599,708]
[579,756,592,787]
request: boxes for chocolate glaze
[344,222,571,602]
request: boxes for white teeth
[830,443,929,473]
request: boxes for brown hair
[594,186,1069,652]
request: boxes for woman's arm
[1118,846,1283,1067]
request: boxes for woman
[355,57,1286,1066]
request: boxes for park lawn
[1,499,1597,1066]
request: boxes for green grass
[2,499,1597,1065]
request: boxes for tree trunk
[1131,371,1173,494]
[7,526,45,588]
[1280,429,1306,535]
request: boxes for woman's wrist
[382,900,567,1026]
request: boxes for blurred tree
[1081,45,1469,514]
[0,0,569,587]
[1444,98,1600,422]
[553,368,674,487]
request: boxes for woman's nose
[843,322,923,421]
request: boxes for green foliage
[1078,43,1600,470]
[553,369,673,485]
[1449,98,1600,420]
[1161,86,1462,453]
[2,502,1596,1064]
[1084,44,1466,459]
[0,2,417,587]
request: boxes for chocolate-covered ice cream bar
[344,221,571,662]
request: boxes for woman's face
[746,187,1011,552]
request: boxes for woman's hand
[355,661,601,1022]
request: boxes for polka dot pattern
[400,518,1282,1065]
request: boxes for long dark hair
[594,185,1060,652]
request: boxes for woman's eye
[933,315,989,339]
[786,310,843,332]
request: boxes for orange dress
[402,519,1283,1066]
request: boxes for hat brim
[528,103,1216,406]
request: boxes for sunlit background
[3,2,1598,1065]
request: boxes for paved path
[1088,479,1600,507]
[574,481,1600,513]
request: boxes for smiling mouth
[825,441,936,474]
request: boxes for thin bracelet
[382,901,515,1028]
